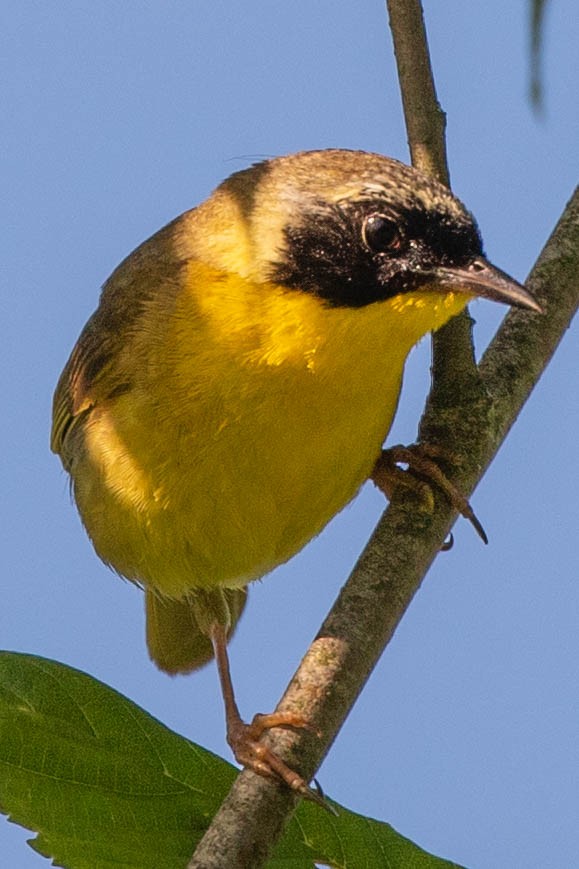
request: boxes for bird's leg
[372,443,488,544]
[209,622,329,808]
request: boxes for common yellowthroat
[51,149,540,800]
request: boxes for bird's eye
[362,214,402,253]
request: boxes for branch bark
[189,187,578,868]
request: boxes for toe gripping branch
[372,443,488,545]
[226,711,335,812]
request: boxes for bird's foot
[227,711,333,811]
[372,443,488,544]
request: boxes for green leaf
[0,653,465,868]
[277,801,465,868]
[0,651,234,868]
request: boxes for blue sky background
[2,2,578,866]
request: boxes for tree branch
[190,184,579,867]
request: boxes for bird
[51,149,540,802]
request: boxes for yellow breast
[71,264,467,597]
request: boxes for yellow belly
[72,269,468,597]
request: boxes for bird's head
[216,149,540,314]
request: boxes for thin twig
[386,0,478,393]
[386,0,449,183]
[189,188,579,868]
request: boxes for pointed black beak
[432,257,542,313]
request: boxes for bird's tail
[146,586,248,674]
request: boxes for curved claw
[441,532,454,552]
